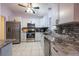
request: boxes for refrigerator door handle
[8,27,10,32]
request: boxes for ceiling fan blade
[33,7,39,9]
[18,4,26,8]
[32,9,35,14]
[33,10,35,14]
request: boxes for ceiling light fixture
[27,8,33,13]
[23,3,33,14]
[18,3,39,14]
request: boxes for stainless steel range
[27,23,35,38]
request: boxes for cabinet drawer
[51,47,59,56]
[51,43,66,56]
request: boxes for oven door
[27,32,35,38]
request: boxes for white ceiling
[3,3,56,17]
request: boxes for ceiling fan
[18,3,40,14]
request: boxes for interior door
[0,16,5,41]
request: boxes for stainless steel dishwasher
[44,37,51,56]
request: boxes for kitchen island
[44,34,79,56]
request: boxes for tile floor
[12,42,44,56]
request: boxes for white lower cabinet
[35,32,44,54]
[44,38,50,56]
[35,32,44,47]
[51,47,59,56]
[35,32,43,42]
[51,43,68,56]
[51,44,63,56]
[35,32,41,41]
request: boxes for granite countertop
[44,35,55,42]
[44,34,79,55]
[0,39,12,48]
[44,34,79,45]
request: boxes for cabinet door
[35,33,41,41]
[59,3,74,24]
[0,16,5,40]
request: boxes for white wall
[0,4,14,21]
[0,3,14,41]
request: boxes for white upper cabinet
[35,16,49,27]
[74,3,79,22]
[41,15,49,27]
[59,3,79,24]
[59,3,74,24]
[36,4,59,27]
[50,4,59,26]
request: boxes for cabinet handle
[53,47,58,53]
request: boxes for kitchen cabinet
[35,19,41,27]
[0,16,5,40]
[44,37,51,56]
[59,3,79,24]
[51,42,79,56]
[51,42,65,56]
[28,17,49,27]
[49,4,59,26]
[35,32,44,42]
[35,18,49,27]
[74,3,79,22]
[41,33,44,51]
[35,32,44,51]
[44,33,79,56]
[42,15,53,27]
[41,16,49,27]
[35,32,41,41]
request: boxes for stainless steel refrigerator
[6,21,21,44]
